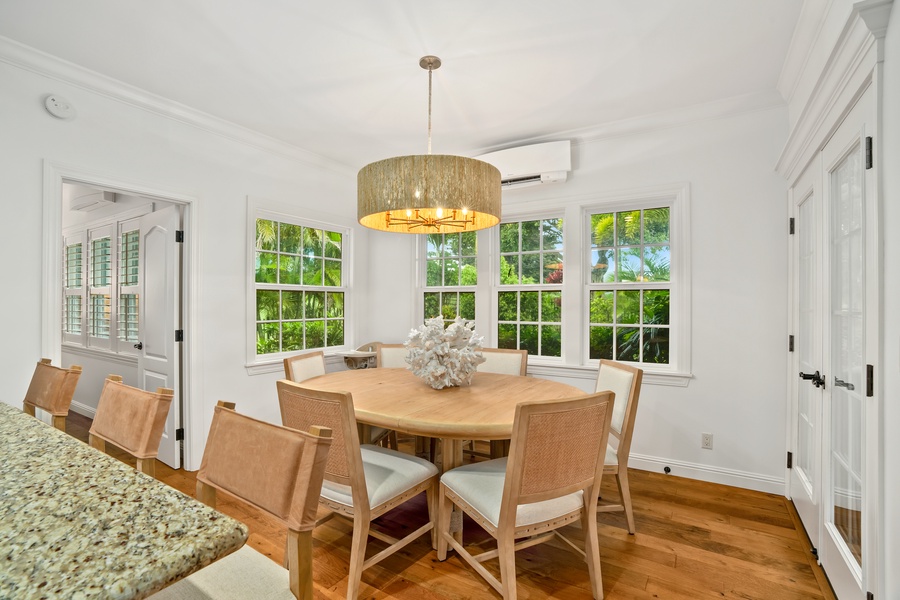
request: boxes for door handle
[834,377,855,391]
[134,342,143,350]
[799,370,825,388]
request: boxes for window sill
[245,352,346,376]
[527,362,692,387]
[61,344,139,367]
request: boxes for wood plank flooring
[65,413,836,599]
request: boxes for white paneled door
[136,205,183,469]
[790,85,877,599]
[790,159,822,554]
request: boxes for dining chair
[469,348,529,459]
[375,343,407,368]
[151,402,332,600]
[594,359,644,534]
[22,358,82,432]
[283,350,397,450]
[276,379,439,600]
[88,375,174,478]
[437,392,614,600]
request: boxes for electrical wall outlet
[701,432,713,450]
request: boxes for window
[587,206,671,363]
[117,228,140,343]
[63,238,83,338]
[63,211,148,355]
[414,185,688,378]
[253,217,346,356]
[423,232,477,326]
[89,231,112,342]
[497,218,564,357]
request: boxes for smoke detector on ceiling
[44,95,76,120]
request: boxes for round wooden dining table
[302,367,586,473]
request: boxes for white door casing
[137,205,182,469]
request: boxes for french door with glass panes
[789,84,878,599]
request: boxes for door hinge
[789,217,795,235]
[865,136,873,169]
[175,329,184,342]
[175,230,184,243]
[787,451,793,469]
[867,364,874,397]
[175,428,184,441]
[788,335,794,352]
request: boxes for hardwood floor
[66,413,836,599]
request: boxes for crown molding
[0,35,355,176]
[776,0,893,183]
[777,0,835,106]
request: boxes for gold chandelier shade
[358,154,501,234]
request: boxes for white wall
[0,59,360,468]
[363,107,791,493]
[879,2,899,595]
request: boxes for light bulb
[406,209,412,217]
[436,207,443,218]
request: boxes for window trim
[580,183,692,380]
[246,205,352,371]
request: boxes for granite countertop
[0,402,249,599]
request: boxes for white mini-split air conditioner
[71,190,116,212]
[476,140,571,190]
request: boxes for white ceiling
[0,0,804,170]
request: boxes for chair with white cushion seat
[437,392,614,600]
[277,379,438,600]
[468,348,529,459]
[284,350,397,450]
[151,402,332,600]
[594,359,643,534]
[22,358,82,432]
[374,343,407,368]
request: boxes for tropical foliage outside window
[498,218,563,357]
[588,207,670,363]
[423,232,477,326]
[254,218,345,355]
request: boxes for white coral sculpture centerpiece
[405,316,486,390]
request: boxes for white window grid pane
[90,294,111,339]
[497,289,563,357]
[65,243,82,289]
[587,206,672,365]
[119,230,139,286]
[255,218,347,357]
[117,294,139,342]
[64,296,82,335]
[91,237,111,287]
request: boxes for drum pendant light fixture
[357,56,501,234]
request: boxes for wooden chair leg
[196,480,217,508]
[436,486,453,560]
[288,529,314,600]
[616,470,636,534]
[89,434,105,453]
[51,415,67,432]
[136,458,156,478]
[387,431,398,450]
[497,531,518,600]
[583,498,605,599]
[345,517,370,600]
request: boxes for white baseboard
[70,401,96,419]
[629,453,785,495]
